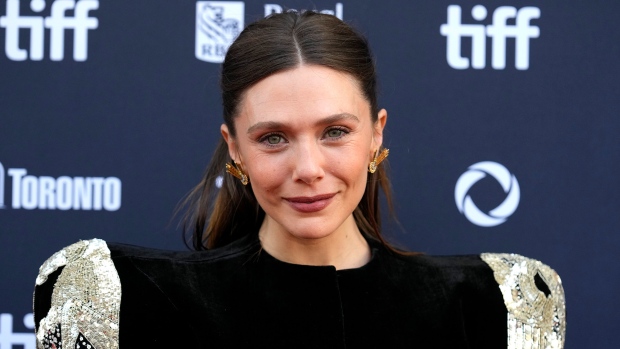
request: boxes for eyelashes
[257,126,351,148]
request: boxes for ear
[372,108,388,151]
[220,124,240,162]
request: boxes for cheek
[246,155,287,196]
[328,148,369,184]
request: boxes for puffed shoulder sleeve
[34,239,121,349]
[480,253,566,349]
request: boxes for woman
[33,11,565,348]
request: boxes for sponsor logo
[440,5,540,70]
[195,1,244,63]
[455,161,520,227]
[265,3,343,19]
[195,2,345,63]
[0,313,35,349]
[0,162,122,211]
[0,0,99,61]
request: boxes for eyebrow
[246,113,360,134]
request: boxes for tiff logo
[0,0,99,61]
[440,5,540,70]
[0,313,35,349]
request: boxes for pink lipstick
[284,193,336,213]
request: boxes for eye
[258,132,287,147]
[323,127,349,140]
[327,129,344,138]
[266,134,283,144]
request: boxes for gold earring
[368,148,389,173]
[225,161,249,185]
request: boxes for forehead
[237,65,370,128]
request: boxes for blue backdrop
[1,1,618,348]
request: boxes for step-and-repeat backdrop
[1,0,618,347]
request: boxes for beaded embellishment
[481,253,566,349]
[35,239,121,349]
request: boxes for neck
[258,215,371,270]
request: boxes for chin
[281,218,345,242]
[286,227,333,241]
[299,232,334,241]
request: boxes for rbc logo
[195,1,244,63]
[195,2,345,63]
[455,161,520,227]
[0,0,99,61]
[440,5,540,70]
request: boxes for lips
[284,193,336,213]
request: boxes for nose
[292,140,325,184]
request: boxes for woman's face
[222,65,386,242]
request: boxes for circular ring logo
[454,161,520,227]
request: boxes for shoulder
[388,249,564,299]
[381,250,499,289]
[108,232,260,264]
[386,250,566,348]
[33,236,259,348]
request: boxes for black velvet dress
[33,233,566,348]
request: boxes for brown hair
[182,11,395,251]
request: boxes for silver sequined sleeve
[481,253,566,349]
[34,239,121,349]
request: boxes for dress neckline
[252,232,382,273]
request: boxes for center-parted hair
[182,11,394,250]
